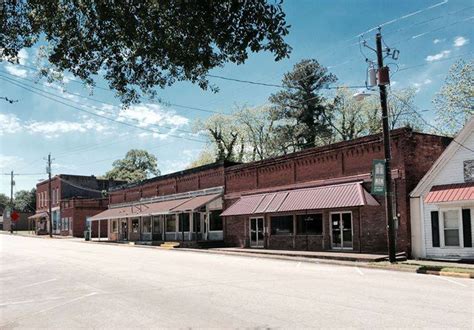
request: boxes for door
[331,212,353,249]
[120,219,128,240]
[250,217,264,248]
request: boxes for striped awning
[425,182,474,204]
[221,182,379,217]
[28,212,48,220]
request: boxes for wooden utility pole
[47,153,53,238]
[10,170,14,233]
[375,30,396,263]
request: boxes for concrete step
[160,242,180,249]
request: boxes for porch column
[162,216,165,241]
[98,220,101,241]
[175,214,178,240]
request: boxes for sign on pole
[11,211,20,222]
[371,159,386,195]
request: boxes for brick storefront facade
[222,128,452,255]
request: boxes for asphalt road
[0,234,472,329]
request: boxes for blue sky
[1,0,473,195]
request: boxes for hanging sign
[371,160,386,195]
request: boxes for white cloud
[425,50,451,62]
[25,120,107,138]
[433,38,444,44]
[17,49,29,65]
[0,154,23,171]
[5,64,28,78]
[117,103,189,128]
[423,79,432,85]
[453,36,469,47]
[0,113,22,135]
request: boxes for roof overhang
[221,182,379,217]
[425,182,474,204]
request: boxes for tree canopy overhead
[1,0,291,105]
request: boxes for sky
[1,0,473,196]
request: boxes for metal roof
[170,194,221,212]
[425,182,474,204]
[221,182,379,217]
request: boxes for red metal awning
[425,182,474,204]
[170,194,221,212]
[28,212,48,220]
[221,182,379,217]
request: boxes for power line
[0,74,207,144]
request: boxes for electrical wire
[0,74,207,144]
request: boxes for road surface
[0,234,472,328]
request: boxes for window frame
[209,210,223,232]
[439,207,463,248]
[131,218,140,233]
[165,214,177,233]
[112,219,118,233]
[142,216,152,233]
[296,213,323,235]
[270,215,294,236]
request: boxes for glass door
[250,217,264,248]
[331,212,353,249]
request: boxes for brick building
[90,128,450,255]
[90,161,236,244]
[221,128,451,255]
[29,174,125,237]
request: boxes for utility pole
[47,153,53,238]
[375,30,397,263]
[10,170,14,233]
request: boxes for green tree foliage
[186,149,216,169]
[104,149,160,183]
[1,0,291,105]
[269,59,337,152]
[0,193,10,211]
[13,189,36,212]
[433,59,474,135]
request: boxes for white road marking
[355,267,364,276]
[16,278,57,290]
[296,262,301,268]
[436,276,468,287]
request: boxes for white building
[410,117,474,260]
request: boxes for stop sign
[11,211,19,222]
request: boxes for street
[0,234,472,329]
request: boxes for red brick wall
[108,165,226,205]
[223,129,451,254]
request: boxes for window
[142,217,151,233]
[297,214,323,235]
[193,212,201,232]
[112,220,118,233]
[443,210,460,247]
[179,213,190,232]
[270,215,293,235]
[52,189,56,205]
[209,211,223,231]
[152,216,162,234]
[131,218,139,233]
[166,215,176,232]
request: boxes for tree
[194,114,244,162]
[388,87,425,131]
[0,193,10,211]
[433,59,474,135]
[187,149,216,169]
[234,105,280,161]
[14,189,36,212]
[1,1,291,105]
[269,59,337,152]
[104,149,160,183]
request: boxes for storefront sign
[371,159,386,195]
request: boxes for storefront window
[179,213,190,232]
[131,218,139,233]
[112,220,118,233]
[209,211,223,231]
[297,214,323,234]
[142,217,151,233]
[166,215,176,232]
[152,216,162,234]
[271,215,293,235]
[193,213,201,232]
